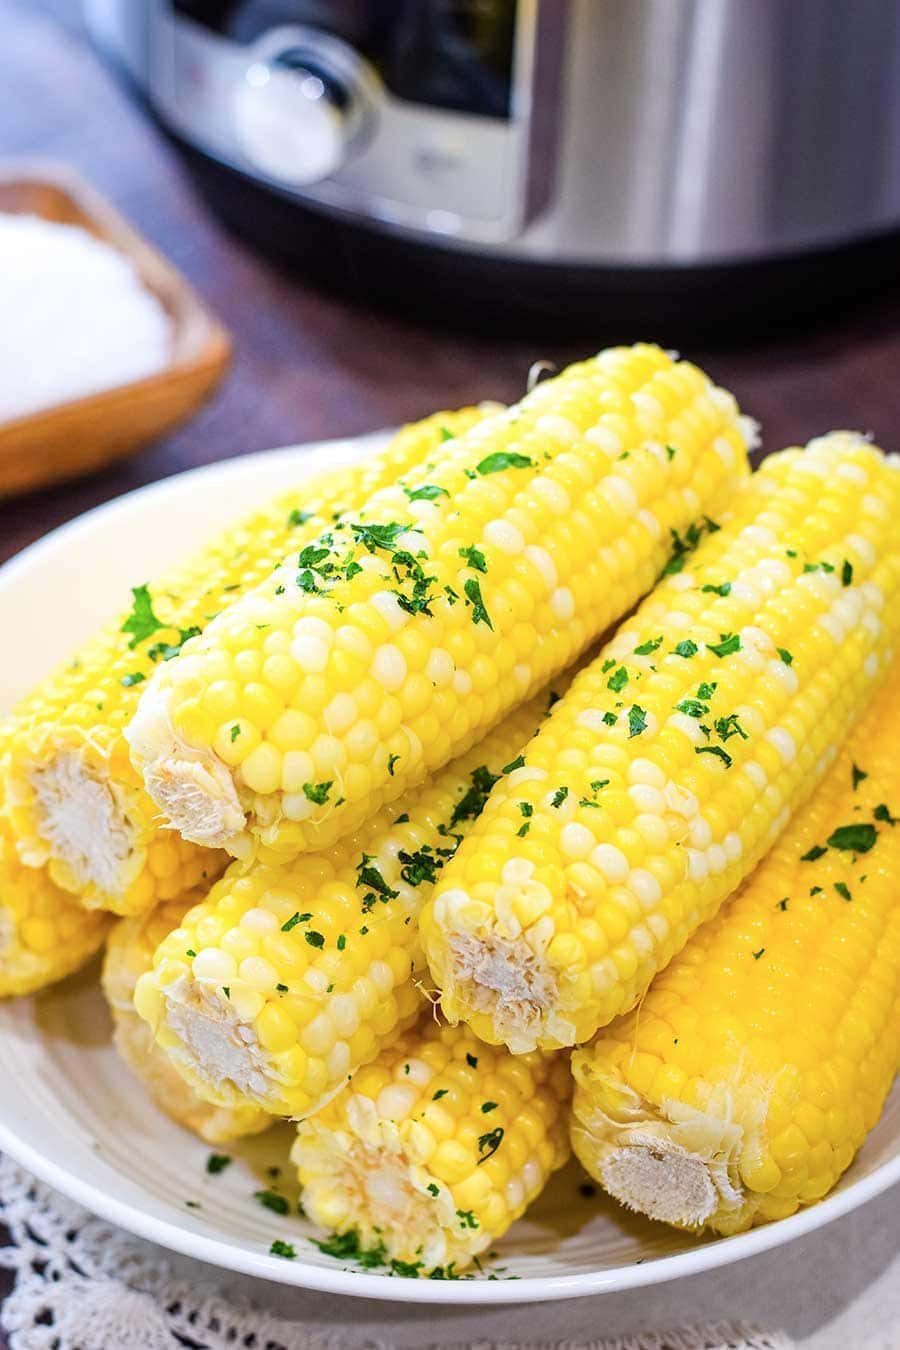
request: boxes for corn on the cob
[103,898,272,1144]
[2,408,488,916]
[133,686,562,1119]
[126,346,754,864]
[421,432,900,1053]
[292,1014,571,1275]
[0,815,109,998]
[571,665,900,1235]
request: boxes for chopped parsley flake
[399,846,441,887]
[777,647,794,665]
[427,1183,440,1196]
[120,672,146,687]
[801,844,827,861]
[287,507,313,526]
[440,426,455,442]
[450,764,500,828]
[665,445,677,461]
[752,948,765,960]
[459,544,487,573]
[516,821,530,836]
[463,577,492,628]
[673,639,699,658]
[502,755,525,775]
[481,1100,498,1113]
[456,1209,479,1229]
[356,854,400,910]
[255,1190,289,1216]
[602,710,617,726]
[852,764,868,790]
[337,934,346,951]
[433,1088,449,1100]
[607,666,629,693]
[230,723,241,742]
[677,698,709,719]
[695,745,732,767]
[404,483,448,502]
[270,1240,296,1259]
[276,983,288,993]
[477,1127,505,1163]
[120,584,165,649]
[714,713,748,742]
[518,801,534,818]
[466,1052,479,1068]
[842,559,853,587]
[222,986,230,999]
[627,705,648,738]
[551,786,569,807]
[696,681,717,700]
[302,781,333,805]
[634,636,663,656]
[281,912,311,932]
[827,823,877,853]
[702,581,732,597]
[206,1154,231,1175]
[834,882,853,902]
[874,803,898,826]
[707,632,741,658]
[777,897,789,911]
[804,560,835,574]
[476,451,533,475]
[305,930,325,948]
[388,753,400,776]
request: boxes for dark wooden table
[2,0,900,1342]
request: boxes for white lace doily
[0,1155,792,1350]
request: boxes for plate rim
[1,437,898,1304]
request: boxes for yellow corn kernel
[0,814,109,997]
[1,406,490,915]
[423,433,900,1051]
[292,1015,570,1275]
[571,666,900,1235]
[102,896,272,1145]
[134,684,566,1119]
[127,346,753,863]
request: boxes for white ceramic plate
[0,435,898,1305]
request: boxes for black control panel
[172,0,517,117]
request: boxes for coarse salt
[0,213,171,420]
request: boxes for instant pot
[85,0,900,334]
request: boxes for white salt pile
[0,213,171,421]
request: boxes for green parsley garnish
[551,786,569,807]
[439,426,455,442]
[206,1154,231,1175]
[852,764,868,790]
[673,639,699,658]
[270,1240,296,1259]
[842,559,853,587]
[337,934,346,951]
[602,710,617,726]
[305,930,325,948]
[477,1127,505,1164]
[303,781,333,805]
[120,584,164,649]
[827,823,877,853]
[463,577,492,628]
[388,753,400,776]
[752,948,765,960]
[665,445,677,461]
[701,582,732,597]
[466,1052,479,1068]
[696,681,717,700]
[481,1100,498,1113]
[427,1183,440,1196]
[695,745,732,767]
[801,845,827,861]
[287,507,313,527]
[707,632,741,658]
[404,483,448,502]
[502,755,525,775]
[459,544,487,573]
[433,1088,449,1100]
[777,897,789,911]
[456,1209,479,1229]
[633,636,662,656]
[476,451,533,475]
[834,882,852,902]
[627,705,648,737]
[120,672,146,687]
[874,803,898,826]
[607,666,629,693]
[229,723,241,742]
[255,1190,289,1215]
[714,713,748,742]
[777,647,793,665]
[281,912,310,932]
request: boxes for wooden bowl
[0,164,232,498]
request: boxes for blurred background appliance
[84,0,900,334]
